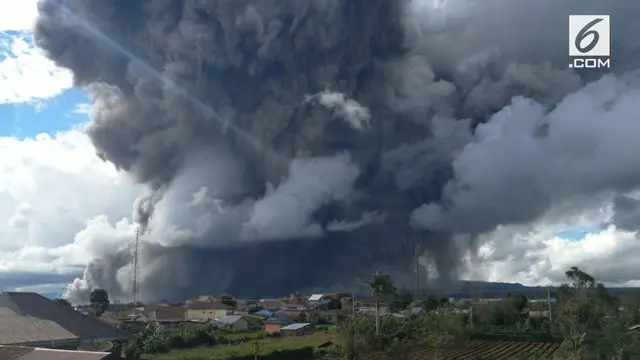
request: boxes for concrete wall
[264,323,283,335]
[186,309,231,320]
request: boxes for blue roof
[256,310,273,317]
[281,323,312,331]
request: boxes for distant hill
[38,291,62,300]
[440,281,639,299]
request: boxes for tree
[220,293,237,308]
[422,297,443,311]
[328,298,342,310]
[392,291,413,312]
[554,266,630,359]
[89,288,110,316]
[250,339,263,360]
[54,298,71,307]
[505,293,528,313]
[365,270,396,336]
[565,266,596,299]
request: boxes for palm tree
[365,270,396,335]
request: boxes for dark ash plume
[34,0,640,301]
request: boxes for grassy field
[141,332,335,360]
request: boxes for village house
[142,305,195,333]
[258,299,283,311]
[280,302,309,321]
[146,305,187,323]
[186,300,235,321]
[280,323,312,337]
[308,294,325,303]
[215,315,249,332]
[286,293,307,306]
[264,314,293,335]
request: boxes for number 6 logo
[575,18,603,54]
[569,15,610,57]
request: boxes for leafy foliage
[89,288,109,316]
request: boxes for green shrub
[122,340,141,360]
[141,332,170,353]
[226,346,315,360]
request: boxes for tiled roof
[0,346,118,360]
[0,292,134,342]
[0,307,78,345]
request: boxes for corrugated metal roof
[0,307,78,345]
[0,346,115,360]
[281,323,311,331]
[0,293,133,342]
[216,315,243,325]
[0,345,34,360]
[308,294,323,301]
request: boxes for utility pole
[414,243,420,301]
[547,288,553,324]
[351,290,355,320]
[131,227,140,306]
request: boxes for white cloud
[460,200,640,287]
[0,128,143,289]
[305,91,371,130]
[0,31,73,104]
[72,103,91,115]
[0,0,39,31]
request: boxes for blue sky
[554,225,601,241]
[0,29,88,138]
[0,88,88,137]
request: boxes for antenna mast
[131,227,141,305]
[414,243,420,300]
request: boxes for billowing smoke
[33,0,640,302]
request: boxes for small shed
[280,323,312,337]
[216,315,249,332]
[264,314,293,335]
